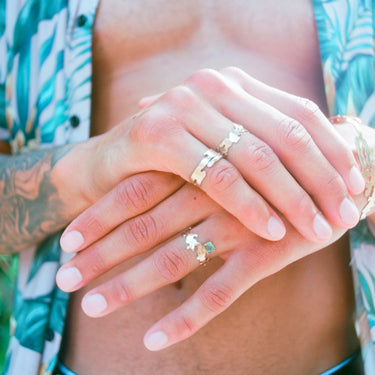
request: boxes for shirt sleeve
[0,9,9,143]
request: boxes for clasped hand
[56,67,365,351]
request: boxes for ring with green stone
[183,228,216,266]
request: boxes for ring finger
[166,92,332,242]
[78,213,248,318]
[56,183,220,292]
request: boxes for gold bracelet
[329,115,375,219]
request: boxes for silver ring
[183,228,215,266]
[190,149,223,186]
[217,124,248,157]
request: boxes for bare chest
[62,2,358,373]
[94,0,318,69]
[91,0,325,134]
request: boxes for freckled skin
[59,1,360,374]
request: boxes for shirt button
[77,14,87,27]
[69,115,80,128]
[45,327,55,341]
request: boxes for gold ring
[183,228,215,266]
[190,149,223,186]
[217,124,248,157]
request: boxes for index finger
[60,172,183,253]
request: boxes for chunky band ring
[183,228,215,266]
[217,124,248,157]
[329,115,375,219]
[190,149,223,186]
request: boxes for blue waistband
[54,361,78,375]
[55,350,361,375]
[319,350,361,375]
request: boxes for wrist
[50,138,103,220]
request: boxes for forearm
[0,141,98,254]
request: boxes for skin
[58,0,372,374]
[0,145,73,253]
[1,0,374,374]
[0,1,362,254]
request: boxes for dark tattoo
[0,144,74,253]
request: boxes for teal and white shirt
[0,1,98,374]
[0,0,375,374]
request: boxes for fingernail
[56,267,82,291]
[144,331,169,351]
[82,293,108,317]
[60,231,84,253]
[267,217,286,239]
[340,198,360,226]
[349,166,365,194]
[313,213,332,241]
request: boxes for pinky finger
[143,252,254,351]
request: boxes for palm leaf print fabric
[0,0,374,374]
[0,1,98,374]
[313,1,375,373]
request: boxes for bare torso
[61,1,360,374]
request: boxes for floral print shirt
[0,0,374,374]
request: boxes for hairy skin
[0,144,74,254]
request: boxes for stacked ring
[190,124,248,186]
[217,124,248,157]
[190,149,223,186]
[183,228,215,266]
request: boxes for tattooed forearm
[0,144,74,253]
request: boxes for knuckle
[84,250,107,277]
[325,172,346,195]
[295,97,321,123]
[220,66,248,87]
[186,68,226,94]
[164,85,196,108]
[154,245,189,281]
[240,248,259,269]
[116,177,151,212]
[278,117,312,149]
[242,198,267,224]
[199,283,234,313]
[81,209,107,235]
[206,162,240,194]
[187,68,218,84]
[125,214,159,246]
[289,192,314,216]
[245,139,277,172]
[176,313,196,337]
[113,278,134,305]
[129,108,177,144]
[128,110,163,143]
[220,66,243,76]
[330,143,354,167]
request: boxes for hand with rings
[56,67,369,349]
[56,168,368,351]
[83,67,364,245]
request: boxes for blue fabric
[54,362,78,375]
[320,350,360,375]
